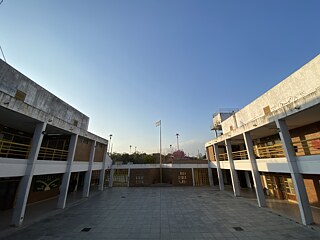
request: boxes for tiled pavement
[1,187,320,240]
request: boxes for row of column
[207,119,313,225]
[12,122,109,226]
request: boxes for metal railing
[0,139,30,159]
[217,150,249,161]
[218,153,228,161]
[210,137,320,162]
[292,137,320,156]
[253,144,285,159]
[38,147,68,161]
[232,150,248,160]
[0,139,69,161]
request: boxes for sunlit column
[213,144,224,190]
[206,147,214,187]
[225,139,240,197]
[276,119,313,225]
[243,132,266,207]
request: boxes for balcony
[213,137,320,162]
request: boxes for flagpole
[159,120,162,184]
[156,120,162,184]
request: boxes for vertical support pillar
[98,145,108,191]
[74,173,80,192]
[57,134,78,209]
[109,169,114,187]
[206,148,214,187]
[207,165,214,187]
[213,144,224,190]
[192,168,195,186]
[276,119,313,225]
[12,122,47,226]
[83,140,96,198]
[243,132,266,207]
[127,166,131,187]
[225,139,240,197]
[244,171,252,189]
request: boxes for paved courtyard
[1,187,320,240]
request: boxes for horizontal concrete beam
[3,155,319,177]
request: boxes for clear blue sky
[0,1,319,156]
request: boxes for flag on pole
[155,120,161,127]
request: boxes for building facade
[205,54,320,225]
[0,59,212,228]
[0,59,112,226]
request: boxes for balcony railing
[292,137,320,156]
[254,144,285,159]
[0,139,30,159]
[217,150,249,161]
[232,150,248,160]
[38,147,68,161]
[211,137,320,162]
[218,153,228,161]
[0,139,68,161]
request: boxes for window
[135,175,144,184]
[284,178,295,195]
[178,171,187,184]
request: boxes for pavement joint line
[1,187,320,239]
[0,190,101,239]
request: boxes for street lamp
[176,133,180,151]
[170,144,172,154]
[130,145,132,154]
[156,120,162,183]
[108,134,112,154]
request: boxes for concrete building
[0,59,112,226]
[206,54,320,225]
[0,59,213,229]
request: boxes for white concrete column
[192,168,195,186]
[57,134,78,209]
[82,140,96,198]
[225,139,240,197]
[127,166,131,187]
[74,172,80,192]
[213,144,224,190]
[243,132,266,207]
[244,171,252,189]
[276,119,313,225]
[109,168,114,187]
[206,148,214,187]
[98,145,108,191]
[12,122,47,226]
[207,165,214,187]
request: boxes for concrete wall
[0,60,89,130]
[162,168,193,186]
[129,168,160,186]
[74,137,92,161]
[221,54,320,134]
[94,143,106,162]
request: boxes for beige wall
[74,137,92,161]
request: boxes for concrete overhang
[0,95,108,145]
[206,89,320,147]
